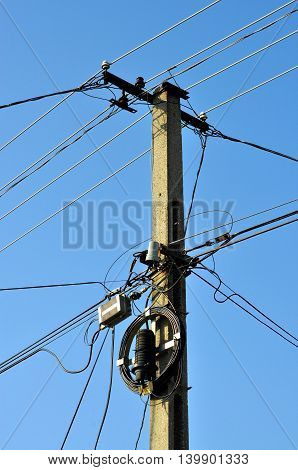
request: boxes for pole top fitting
[154,81,189,100]
[101,60,111,71]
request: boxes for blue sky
[0,0,297,450]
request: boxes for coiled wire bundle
[118,305,185,395]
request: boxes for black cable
[135,397,149,450]
[198,264,298,343]
[94,327,115,450]
[0,302,104,373]
[184,135,208,235]
[191,211,298,258]
[60,329,110,450]
[192,271,297,348]
[0,270,146,374]
[0,281,110,293]
[0,309,99,375]
[38,329,100,374]
[0,82,107,110]
[0,106,118,199]
[229,210,298,240]
[212,129,298,163]
[185,198,298,252]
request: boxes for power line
[135,397,149,450]
[186,30,297,90]
[169,9,298,81]
[192,271,298,348]
[0,83,104,111]
[184,197,298,250]
[60,329,110,450]
[0,280,129,292]
[94,327,115,449]
[200,264,298,343]
[0,114,149,224]
[0,305,100,375]
[205,65,298,113]
[0,269,148,374]
[146,0,297,85]
[198,216,298,259]
[0,1,220,153]
[184,136,208,235]
[211,128,298,163]
[110,0,222,66]
[0,148,150,255]
[0,105,114,197]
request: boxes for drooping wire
[94,327,115,449]
[38,329,100,374]
[60,329,110,450]
[0,270,146,374]
[135,397,149,450]
[184,135,208,235]
[199,263,298,343]
[192,271,297,348]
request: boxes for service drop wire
[184,135,208,236]
[192,271,298,348]
[0,270,146,374]
[60,329,110,450]
[94,327,115,449]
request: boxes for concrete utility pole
[150,82,189,450]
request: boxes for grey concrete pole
[150,82,189,450]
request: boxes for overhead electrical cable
[0,148,150,255]
[135,398,149,450]
[184,136,208,235]
[0,269,148,373]
[0,84,107,111]
[199,264,298,342]
[0,280,128,292]
[109,0,222,66]
[60,329,110,450]
[145,0,297,85]
[0,105,114,197]
[198,217,298,259]
[184,197,298,250]
[5,329,101,376]
[0,303,101,374]
[211,129,298,163]
[192,271,297,348]
[0,113,150,224]
[205,65,298,113]
[169,9,298,81]
[94,327,115,449]
[186,30,297,90]
[0,1,220,152]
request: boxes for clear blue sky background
[0,0,297,450]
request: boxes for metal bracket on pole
[102,70,209,132]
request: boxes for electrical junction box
[98,294,132,328]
